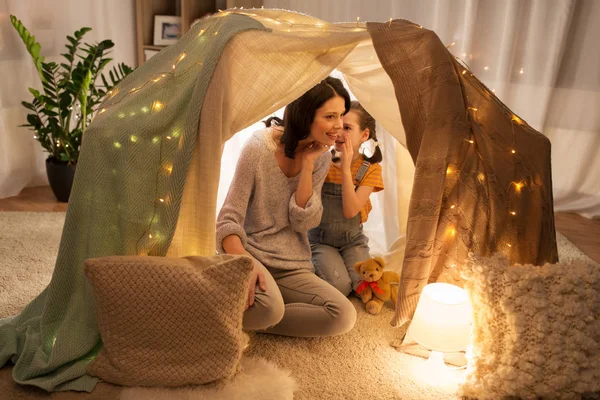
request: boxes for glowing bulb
[462,70,467,75]
[468,107,478,112]
[491,89,496,93]
[450,205,456,209]
[166,136,172,140]
[519,68,524,74]
[507,243,512,247]
[513,182,524,192]
[477,172,485,183]
[510,211,516,216]
[141,106,149,114]
[177,53,186,62]
[152,137,160,144]
[129,87,138,93]
[152,101,164,112]
[33,135,38,139]
[159,198,165,203]
[164,163,173,174]
[446,166,453,175]
[149,233,153,239]
[129,111,136,117]
[130,135,138,143]
[511,149,516,154]
[99,108,107,114]
[212,31,218,36]
[197,29,206,37]
[446,42,456,49]
[467,139,474,144]
[484,66,489,70]
[113,142,121,149]
[512,115,523,124]
[118,113,125,119]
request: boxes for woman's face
[334,110,369,153]
[308,95,346,147]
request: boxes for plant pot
[45,157,76,202]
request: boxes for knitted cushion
[459,253,600,399]
[84,254,253,387]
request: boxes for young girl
[309,101,384,296]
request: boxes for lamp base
[423,350,446,369]
[393,336,468,367]
[413,350,460,388]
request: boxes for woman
[216,76,357,337]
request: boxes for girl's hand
[301,141,329,167]
[340,133,354,171]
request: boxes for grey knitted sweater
[216,128,330,270]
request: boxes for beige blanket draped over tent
[0,9,557,392]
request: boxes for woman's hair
[264,76,351,158]
[349,101,383,164]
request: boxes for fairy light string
[92,8,533,257]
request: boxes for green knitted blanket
[0,14,266,392]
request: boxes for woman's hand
[300,141,329,168]
[222,234,267,309]
[340,133,354,171]
[246,260,267,309]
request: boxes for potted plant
[10,15,133,202]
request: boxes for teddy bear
[354,257,400,315]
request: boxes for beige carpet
[0,212,593,400]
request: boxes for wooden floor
[1,186,599,263]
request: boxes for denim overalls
[309,162,371,296]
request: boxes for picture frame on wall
[153,15,182,46]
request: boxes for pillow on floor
[84,254,253,387]
[459,253,600,399]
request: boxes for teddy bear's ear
[373,257,385,268]
[353,261,364,273]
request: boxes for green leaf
[97,58,111,71]
[26,114,41,127]
[21,101,37,112]
[30,42,41,58]
[43,109,59,117]
[28,88,41,99]
[74,27,92,39]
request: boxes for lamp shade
[407,283,472,352]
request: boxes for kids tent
[0,8,557,392]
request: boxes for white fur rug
[121,357,297,400]
[0,212,593,400]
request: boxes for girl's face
[308,95,346,147]
[335,110,369,153]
